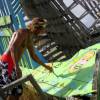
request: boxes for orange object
[0,54,14,76]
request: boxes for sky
[63,0,96,28]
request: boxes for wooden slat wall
[21,0,100,48]
[20,0,86,57]
[33,36,67,62]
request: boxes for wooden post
[92,50,100,100]
[1,74,47,100]
[96,50,100,100]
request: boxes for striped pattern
[0,0,10,16]
[10,0,23,15]
[33,37,66,62]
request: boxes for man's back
[5,29,32,62]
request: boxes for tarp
[21,43,100,97]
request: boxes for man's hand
[44,63,53,72]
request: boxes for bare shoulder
[17,29,29,35]
[14,29,30,41]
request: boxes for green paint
[0,16,11,26]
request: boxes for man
[0,17,53,100]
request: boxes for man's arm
[9,32,18,67]
[10,47,22,78]
[9,32,22,78]
[27,41,53,72]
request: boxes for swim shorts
[0,61,23,96]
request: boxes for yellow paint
[68,51,95,73]
[82,51,95,61]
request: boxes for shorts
[0,61,23,96]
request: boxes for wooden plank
[40,43,57,55]
[1,74,46,99]
[92,0,100,11]
[77,0,98,18]
[48,52,65,62]
[2,74,43,93]
[66,97,82,100]
[44,48,59,60]
[92,50,100,100]
[37,40,52,50]
[87,0,98,14]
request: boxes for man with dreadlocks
[0,17,53,100]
